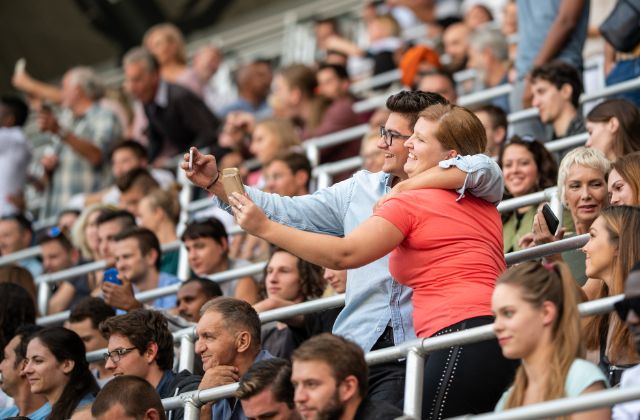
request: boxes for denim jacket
[214,154,502,352]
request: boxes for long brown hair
[419,104,487,155]
[497,261,581,410]
[586,99,640,159]
[583,206,640,362]
[612,151,640,206]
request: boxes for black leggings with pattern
[421,316,518,419]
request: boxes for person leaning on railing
[492,261,610,418]
[229,104,517,419]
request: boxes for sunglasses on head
[613,296,640,322]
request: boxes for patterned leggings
[421,316,518,419]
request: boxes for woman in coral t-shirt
[232,104,516,418]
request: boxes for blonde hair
[583,206,640,362]
[255,118,302,162]
[71,204,116,260]
[142,188,181,226]
[143,23,187,64]
[557,147,611,206]
[418,104,487,155]
[497,261,581,412]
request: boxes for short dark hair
[36,228,75,251]
[474,104,507,130]
[236,358,294,408]
[95,209,136,229]
[68,297,115,329]
[181,277,223,299]
[0,94,29,127]
[292,333,368,398]
[385,90,449,128]
[113,227,162,270]
[267,151,313,189]
[12,324,43,368]
[99,309,174,371]
[92,375,166,420]
[200,297,261,348]
[0,214,32,235]
[317,63,349,81]
[181,217,228,246]
[531,61,583,108]
[110,140,149,161]
[116,167,160,193]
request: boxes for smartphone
[103,268,122,286]
[221,168,245,197]
[14,58,26,74]
[541,204,560,235]
[189,148,194,171]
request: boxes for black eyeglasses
[379,126,411,147]
[103,347,137,363]
[613,296,640,322]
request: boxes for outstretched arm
[229,193,404,270]
[389,155,504,204]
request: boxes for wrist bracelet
[205,171,220,191]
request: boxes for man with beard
[291,334,402,420]
[612,262,640,419]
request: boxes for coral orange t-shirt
[374,189,506,338]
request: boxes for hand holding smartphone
[103,268,122,286]
[541,204,560,235]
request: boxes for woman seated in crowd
[585,98,640,161]
[498,135,559,253]
[492,261,610,418]
[254,247,325,359]
[71,204,115,295]
[247,118,302,187]
[609,151,640,206]
[24,326,99,420]
[582,206,640,385]
[231,104,516,418]
[138,188,180,275]
[525,147,610,291]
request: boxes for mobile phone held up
[541,204,560,235]
[103,268,122,285]
[221,168,245,197]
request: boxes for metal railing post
[182,395,201,420]
[403,347,425,418]
[179,334,196,373]
[37,282,51,316]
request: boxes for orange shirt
[374,189,505,337]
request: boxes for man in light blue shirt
[102,227,180,312]
[183,91,503,408]
[0,325,51,420]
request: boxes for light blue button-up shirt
[214,155,503,352]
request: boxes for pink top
[374,189,505,337]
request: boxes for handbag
[599,0,640,53]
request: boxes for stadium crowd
[1,0,640,419]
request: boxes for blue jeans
[606,58,640,107]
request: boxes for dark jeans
[422,316,518,420]
[367,326,406,410]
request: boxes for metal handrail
[37,261,268,326]
[157,292,625,417]
[455,386,640,419]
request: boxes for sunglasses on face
[613,296,640,322]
